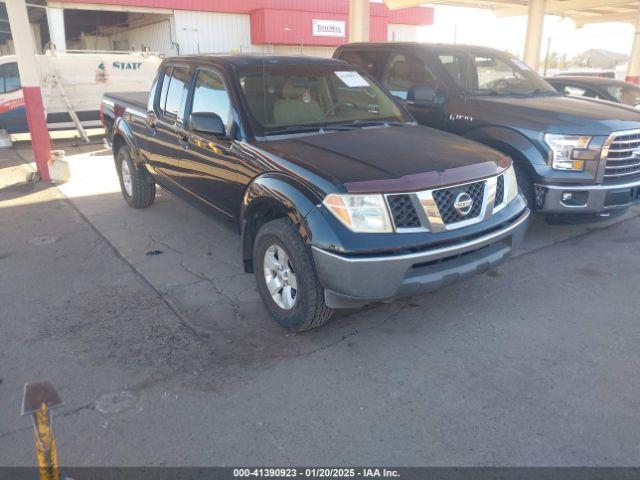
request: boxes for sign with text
[312,19,345,38]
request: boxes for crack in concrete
[300,301,412,357]
[57,190,203,341]
[0,402,94,442]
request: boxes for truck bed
[104,91,149,111]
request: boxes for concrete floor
[1,141,640,466]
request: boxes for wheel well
[478,139,536,176]
[242,199,293,273]
[112,134,125,161]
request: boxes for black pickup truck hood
[473,95,640,136]
[255,124,508,191]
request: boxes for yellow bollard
[21,381,63,480]
[33,403,59,480]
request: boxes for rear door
[179,66,242,217]
[146,63,190,186]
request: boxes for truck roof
[545,75,637,89]
[161,54,351,68]
[338,42,508,56]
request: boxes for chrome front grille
[603,130,640,183]
[432,181,485,224]
[385,173,503,233]
[387,194,421,229]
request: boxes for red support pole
[5,0,51,182]
[22,87,51,181]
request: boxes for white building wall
[109,18,176,56]
[387,23,419,42]
[173,11,259,54]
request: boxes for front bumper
[537,178,640,215]
[312,208,530,309]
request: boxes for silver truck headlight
[323,194,393,233]
[503,164,518,205]
[544,134,591,171]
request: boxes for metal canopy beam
[495,0,640,16]
[572,10,638,24]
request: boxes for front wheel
[254,218,334,331]
[116,146,156,208]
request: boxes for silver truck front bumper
[538,178,640,214]
[312,208,530,308]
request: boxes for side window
[164,67,188,117]
[157,66,172,114]
[189,69,232,132]
[474,56,517,89]
[382,53,437,100]
[564,85,591,97]
[438,54,467,89]
[1,63,21,93]
[339,50,388,78]
[147,77,158,112]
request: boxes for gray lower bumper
[312,209,530,309]
[538,179,640,214]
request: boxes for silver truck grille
[385,174,504,233]
[603,130,640,183]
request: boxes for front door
[380,52,449,130]
[179,67,243,217]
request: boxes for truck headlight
[323,194,393,233]
[544,134,591,171]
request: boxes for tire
[253,217,334,332]
[513,162,535,210]
[116,146,155,209]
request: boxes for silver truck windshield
[237,64,407,135]
[438,52,557,97]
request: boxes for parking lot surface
[1,141,640,466]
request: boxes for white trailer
[0,49,161,139]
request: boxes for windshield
[237,63,407,135]
[605,84,640,107]
[438,51,557,97]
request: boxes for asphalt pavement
[1,141,639,466]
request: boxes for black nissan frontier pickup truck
[101,55,529,331]
[335,43,640,219]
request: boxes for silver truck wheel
[116,146,156,209]
[254,217,333,331]
[120,158,133,196]
[263,244,298,310]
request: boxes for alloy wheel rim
[121,159,133,196]
[263,244,298,310]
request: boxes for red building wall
[60,0,434,46]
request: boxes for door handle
[146,114,157,131]
[177,129,190,149]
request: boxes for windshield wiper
[265,124,354,136]
[332,119,407,128]
[523,88,558,97]
[473,89,501,96]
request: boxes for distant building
[572,49,628,70]
[0,0,434,58]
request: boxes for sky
[415,4,634,59]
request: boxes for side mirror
[406,84,443,107]
[190,112,226,136]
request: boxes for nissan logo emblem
[453,192,473,216]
